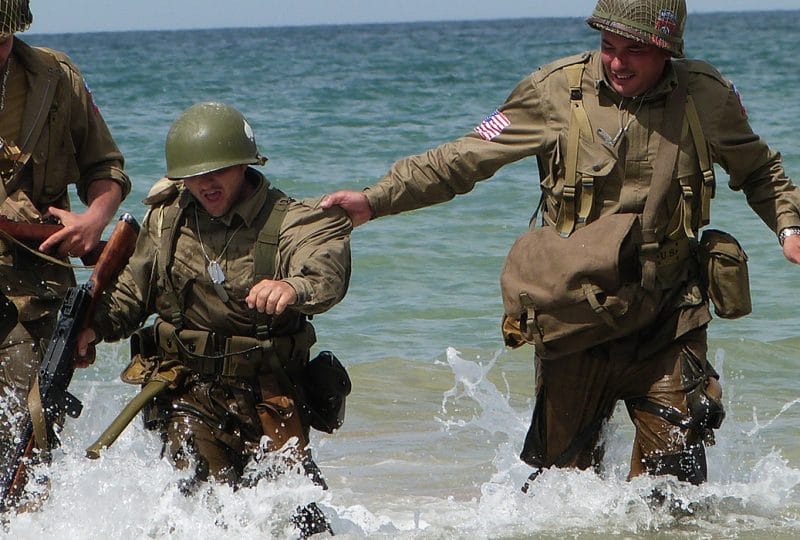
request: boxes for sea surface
[5,10,800,539]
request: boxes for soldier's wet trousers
[520,327,722,485]
[0,319,52,453]
[161,374,312,484]
[160,373,331,536]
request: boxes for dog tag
[207,261,229,302]
[207,260,225,284]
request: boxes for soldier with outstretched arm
[322,0,800,488]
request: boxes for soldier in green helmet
[0,0,129,472]
[322,0,800,488]
[77,102,352,537]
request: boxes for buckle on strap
[638,241,660,291]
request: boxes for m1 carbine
[0,213,139,512]
[0,216,107,265]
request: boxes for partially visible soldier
[0,0,129,460]
[77,102,352,537]
[322,0,800,487]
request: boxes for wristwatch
[778,226,800,246]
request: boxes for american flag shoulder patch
[731,83,747,119]
[474,109,510,141]
[83,80,100,114]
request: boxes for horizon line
[25,8,799,37]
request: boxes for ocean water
[5,10,800,538]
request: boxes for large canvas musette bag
[500,213,663,359]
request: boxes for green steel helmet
[164,101,267,179]
[587,0,687,58]
[0,0,33,35]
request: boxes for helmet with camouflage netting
[165,102,267,179]
[587,0,686,57]
[0,0,32,36]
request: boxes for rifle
[0,216,106,265]
[0,213,139,512]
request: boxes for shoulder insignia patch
[474,109,510,141]
[731,83,747,119]
[83,80,100,114]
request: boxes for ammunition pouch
[152,318,315,379]
[501,213,669,359]
[302,351,352,434]
[121,325,159,385]
[698,229,751,319]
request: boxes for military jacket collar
[181,167,272,228]
[586,51,680,104]
[12,38,53,77]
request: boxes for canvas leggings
[520,326,723,485]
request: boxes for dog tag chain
[195,206,244,302]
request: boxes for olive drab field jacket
[0,38,129,212]
[364,51,800,238]
[362,51,800,347]
[92,169,352,351]
[0,38,130,321]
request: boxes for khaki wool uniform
[364,51,800,482]
[92,169,351,484]
[0,38,129,450]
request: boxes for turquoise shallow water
[6,11,800,538]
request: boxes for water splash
[428,347,800,538]
[3,345,800,538]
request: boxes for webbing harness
[555,63,595,237]
[157,186,290,344]
[554,61,715,242]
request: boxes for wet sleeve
[58,54,131,204]
[91,208,160,342]
[277,197,353,315]
[364,74,549,218]
[707,80,800,233]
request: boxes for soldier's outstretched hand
[247,279,298,315]
[783,234,800,265]
[320,190,373,227]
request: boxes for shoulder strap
[556,61,594,237]
[253,188,290,340]
[639,66,689,290]
[158,196,185,328]
[253,188,290,283]
[684,94,715,226]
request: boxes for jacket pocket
[542,131,617,225]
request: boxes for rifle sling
[26,373,49,450]
[0,228,92,268]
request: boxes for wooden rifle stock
[0,216,106,265]
[0,213,140,512]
